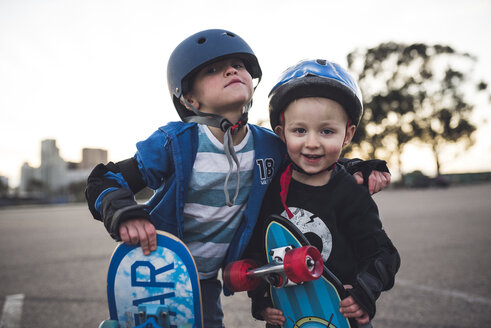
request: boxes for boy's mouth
[225,78,243,87]
[302,153,323,161]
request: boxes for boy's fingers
[127,224,140,245]
[137,220,157,256]
[343,308,365,319]
[370,171,391,194]
[138,222,155,256]
[339,295,355,307]
[353,172,363,185]
[340,290,370,321]
[138,226,150,256]
[340,301,367,320]
[354,170,391,194]
[368,172,379,194]
[266,316,285,325]
[119,225,130,243]
[341,302,360,314]
[118,219,155,256]
[355,313,370,324]
[267,319,284,326]
[144,222,157,251]
[267,308,283,315]
[264,308,285,325]
[120,221,139,245]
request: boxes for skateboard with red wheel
[224,215,357,328]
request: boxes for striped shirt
[183,124,255,279]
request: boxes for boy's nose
[225,65,238,76]
[305,134,320,148]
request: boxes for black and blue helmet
[269,59,363,129]
[167,29,262,120]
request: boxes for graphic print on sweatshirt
[281,207,332,262]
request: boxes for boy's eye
[322,129,333,135]
[293,128,306,134]
[206,67,218,74]
[232,63,244,69]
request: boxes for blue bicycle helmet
[167,29,262,120]
[269,59,363,129]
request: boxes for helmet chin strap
[181,96,251,206]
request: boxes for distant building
[0,175,8,187]
[0,175,8,196]
[19,139,107,195]
[20,162,39,195]
[81,148,108,170]
[39,139,67,191]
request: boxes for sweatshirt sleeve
[338,175,400,319]
[85,128,174,240]
[85,159,150,240]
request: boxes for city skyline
[18,139,107,194]
[1,0,491,187]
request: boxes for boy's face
[184,58,253,116]
[275,97,356,179]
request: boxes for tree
[344,42,488,177]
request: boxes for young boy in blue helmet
[85,30,391,327]
[246,59,400,327]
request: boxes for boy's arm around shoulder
[339,158,389,173]
[85,158,150,240]
[339,158,391,194]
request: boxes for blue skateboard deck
[106,231,203,328]
[265,215,356,328]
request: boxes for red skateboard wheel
[284,246,323,284]
[223,259,260,292]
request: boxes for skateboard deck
[265,215,356,328]
[106,231,203,328]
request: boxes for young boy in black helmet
[246,59,400,327]
[85,30,391,327]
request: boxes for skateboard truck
[224,245,323,292]
[135,304,171,328]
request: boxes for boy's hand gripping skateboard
[99,230,203,328]
[224,215,358,328]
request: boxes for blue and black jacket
[86,121,286,293]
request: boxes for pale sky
[1,0,491,187]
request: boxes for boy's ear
[274,125,286,142]
[180,95,200,111]
[343,125,357,147]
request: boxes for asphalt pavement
[1,182,491,327]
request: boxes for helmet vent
[197,37,206,44]
[225,32,235,37]
[316,59,327,65]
